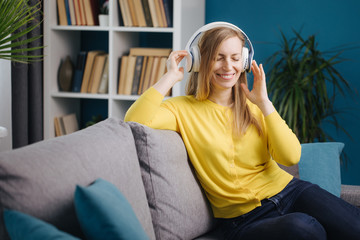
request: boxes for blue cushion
[74,178,149,240]
[3,209,79,240]
[299,142,344,197]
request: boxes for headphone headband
[185,22,254,73]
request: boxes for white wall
[0,59,12,152]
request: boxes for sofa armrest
[341,184,360,207]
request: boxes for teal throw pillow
[299,142,344,197]
[3,209,80,240]
[74,178,149,240]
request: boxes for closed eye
[216,56,224,61]
[216,53,241,62]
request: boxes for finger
[251,60,260,74]
[252,60,258,68]
[168,50,188,60]
[259,63,265,76]
[170,50,188,58]
[175,54,187,64]
[167,51,188,70]
[170,51,188,65]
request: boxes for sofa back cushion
[128,122,216,240]
[299,142,344,197]
[0,118,155,240]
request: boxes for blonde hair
[185,27,262,136]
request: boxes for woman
[125,23,360,240]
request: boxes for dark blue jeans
[217,178,360,240]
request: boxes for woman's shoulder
[164,95,197,105]
[162,95,205,113]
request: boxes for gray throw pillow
[0,118,155,240]
[278,163,299,178]
[128,122,216,240]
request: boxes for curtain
[11,0,43,149]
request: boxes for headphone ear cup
[242,47,249,72]
[185,51,193,73]
[191,45,201,72]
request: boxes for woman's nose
[222,59,232,70]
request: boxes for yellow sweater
[125,87,301,218]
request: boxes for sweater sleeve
[265,110,301,166]
[124,87,178,131]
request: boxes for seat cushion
[128,122,216,240]
[341,184,360,207]
[0,118,155,240]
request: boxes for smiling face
[211,36,244,91]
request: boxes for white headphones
[185,22,254,73]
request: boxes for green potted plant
[0,0,43,63]
[0,0,44,139]
[266,29,356,143]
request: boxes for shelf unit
[44,0,205,139]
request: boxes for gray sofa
[0,118,359,240]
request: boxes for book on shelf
[148,0,158,27]
[162,0,172,28]
[80,50,105,93]
[54,113,79,137]
[118,56,128,94]
[83,0,95,25]
[118,47,171,96]
[78,0,87,25]
[118,0,173,28]
[64,0,72,25]
[129,47,172,56]
[54,117,64,137]
[127,0,138,26]
[86,0,100,25]
[141,0,153,27]
[148,56,160,89]
[73,0,81,25]
[133,0,147,27]
[137,56,148,94]
[122,55,137,95]
[68,0,77,25]
[58,50,108,94]
[98,56,109,94]
[116,0,123,26]
[118,0,129,26]
[88,53,108,93]
[139,56,154,94]
[57,0,68,25]
[154,0,165,27]
[131,56,145,94]
[56,0,100,26]
[72,51,87,92]
[155,57,167,87]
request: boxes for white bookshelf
[43,0,205,139]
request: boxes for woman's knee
[281,213,326,240]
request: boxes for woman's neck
[208,88,233,107]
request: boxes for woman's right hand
[166,50,189,83]
[153,50,188,96]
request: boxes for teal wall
[206,0,360,185]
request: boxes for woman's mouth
[217,73,235,80]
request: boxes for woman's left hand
[240,60,275,116]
